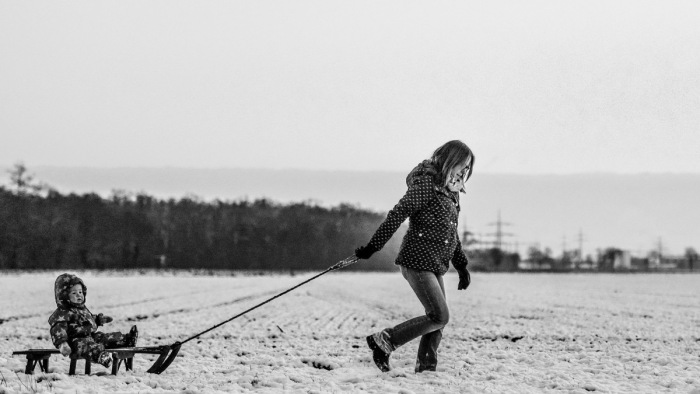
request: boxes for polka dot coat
[367,162,469,276]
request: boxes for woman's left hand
[457,268,470,290]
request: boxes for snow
[1,271,699,393]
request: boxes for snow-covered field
[1,271,699,393]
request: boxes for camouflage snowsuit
[48,273,129,363]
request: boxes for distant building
[647,252,685,271]
[518,260,552,271]
[598,248,630,271]
[630,256,649,271]
[658,255,685,271]
[466,248,521,272]
[613,250,631,270]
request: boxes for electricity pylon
[487,210,514,252]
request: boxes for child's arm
[49,314,72,356]
[48,310,70,349]
[93,313,113,326]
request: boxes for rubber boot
[97,351,112,368]
[366,333,392,372]
[126,325,138,347]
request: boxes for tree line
[7,163,693,274]
[0,164,403,271]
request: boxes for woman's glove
[59,342,72,357]
[354,244,378,259]
[95,313,113,326]
[457,268,471,290]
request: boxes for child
[355,140,474,373]
[48,273,138,368]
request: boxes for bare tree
[6,162,44,195]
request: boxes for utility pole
[561,235,567,257]
[577,229,586,268]
[461,223,475,247]
[487,210,514,251]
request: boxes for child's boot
[126,325,138,347]
[97,351,112,368]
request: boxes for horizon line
[6,164,699,177]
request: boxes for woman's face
[446,157,472,192]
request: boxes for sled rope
[140,255,358,374]
[178,255,359,346]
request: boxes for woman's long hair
[431,140,475,188]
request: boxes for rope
[178,255,358,345]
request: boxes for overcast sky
[1,0,699,174]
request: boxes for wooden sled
[11,346,178,376]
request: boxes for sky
[1,0,699,174]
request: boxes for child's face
[68,284,84,304]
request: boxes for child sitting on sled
[48,273,138,368]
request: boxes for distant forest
[0,164,404,271]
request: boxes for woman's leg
[380,266,449,351]
[415,274,446,371]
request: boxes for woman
[354,140,474,373]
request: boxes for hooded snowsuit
[48,273,130,363]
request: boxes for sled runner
[12,346,169,375]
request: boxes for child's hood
[406,160,439,186]
[54,273,87,308]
